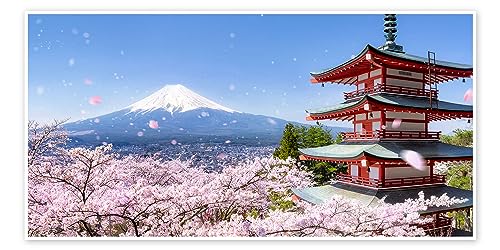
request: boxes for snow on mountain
[127,84,237,114]
[64,84,349,146]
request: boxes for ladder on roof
[427,51,438,109]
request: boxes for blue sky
[28,14,473,134]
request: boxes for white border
[24,10,477,241]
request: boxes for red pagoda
[292,14,473,236]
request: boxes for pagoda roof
[299,141,472,162]
[291,182,473,214]
[310,44,473,84]
[306,93,472,121]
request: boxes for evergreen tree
[274,123,346,185]
[440,129,473,231]
[273,123,300,160]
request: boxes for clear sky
[28,14,473,134]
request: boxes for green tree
[273,123,301,160]
[274,123,346,185]
[440,129,473,231]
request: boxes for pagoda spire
[379,14,404,53]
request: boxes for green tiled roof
[292,182,473,214]
[311,44,472,76]
[306,93,472,115]
[299,141,472,160]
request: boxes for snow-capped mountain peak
[127,84,237,114]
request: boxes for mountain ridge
[64,84,349,146]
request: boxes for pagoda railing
[344,85,438,100]
[341,131,381,141]
[341,130,440,141]
[336,173,446,188]
[384,175,446,188]
[378,130,441,140]
[336,174,381,188]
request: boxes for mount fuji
[63,84,347,146]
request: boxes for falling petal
[68,58,75,67]
[225,140,231,144]
[229,84,236,91]
[148,120,159,129]
[88,96,102,105]
[94,118,100,123]
[400,150,426,171]
[229,32,236,38]
[200,111,210,117]
[137,131,144,137]
[82,32,90,38]
[464,88,473,103]
[392,119,402,129]
[84,78,93,85]
[171,139,177,145]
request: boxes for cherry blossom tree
[27,121,467,237]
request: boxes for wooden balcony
[341,130,441,141]
[336,173,446,188]
[384,175,446,188]
[337,174,381,188]
[378,130,441,140]
[344,85,438,100]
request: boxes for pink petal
[148,120,159,129]
[88,96,102,105]
[171,139,177,145]
[463,88,473,102]
[84,78,93,85]
[400,150,426,171]
[137,131,144,137]
[392,119,402,129]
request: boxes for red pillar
[379,163,385,187]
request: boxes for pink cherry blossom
[400,150,426,171]
[463,88,473,103]
[148,120,159,129]
[137,131,144,137]
[27,120,466,238]
[88,96,102,105]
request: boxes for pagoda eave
[310,44,473,85]
[305,94,472,122]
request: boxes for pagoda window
[372,121,381,130]
[386,78,423,89]
[386,121,425,131]
[370,111,381,119]
[350,164,359,177]
[355,113,366,121]
[374,78,382,86]
[358,73,369,81]
[385,166,430,179]
[386,68,423,80]
[355,123,362,133]
[370,69,382,77]
[386,111,425,120]
[357,82,365,91]
[369,166,379,180]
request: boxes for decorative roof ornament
[379,14,404,53]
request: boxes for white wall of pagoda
[384,111,426,131]
[385,166,430,179]
[385,68,424,89]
